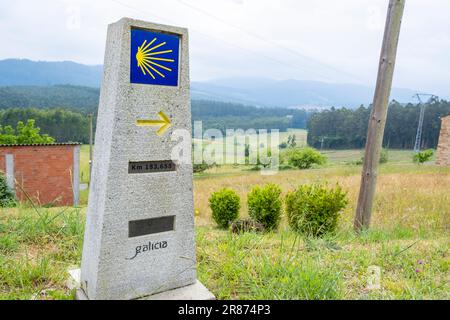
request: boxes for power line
[110,0,172,23]
[110,0,311,72]
[110,0,360,82]
[174,0,364,83]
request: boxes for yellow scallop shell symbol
[136,38,175,79]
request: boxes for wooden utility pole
[354,0,406,232]
[88,113,94,184]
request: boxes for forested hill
[1,83,448,149]
[0,84,309,130]
[0,85,99,112]
[0,60,425,108]
[307,99,450,150]
[191,78,419,108]
[0,59,102,87]
[0,86,311,143]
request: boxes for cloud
[366,5,384,31]
[0,0,448,97]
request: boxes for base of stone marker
[68,268,215,300]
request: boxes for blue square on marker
[130,29,180,86]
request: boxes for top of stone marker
[111,17,188,35]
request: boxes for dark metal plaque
[129,216,175,238]
[128,160,176,174]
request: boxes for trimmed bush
[285,184,347,237]
[209,188,240,228]
[0,173,16,207]
[247,184,282,231]
[287,147,326,169]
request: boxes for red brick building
[0,143,81,206]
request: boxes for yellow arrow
[136,111,171,136]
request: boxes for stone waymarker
[74,18,214,300]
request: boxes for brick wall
[436,116,450,166]
[0,144,80,206]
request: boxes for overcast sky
[0,0,449,96]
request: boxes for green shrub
[413,149,434,164]
[285,184,348,237]
[193,162,212,173]
[287,147,326,169]
[360,148,388,164]
[379,148,389,164]
[247,184,282,231]
[0,120,55,145]
[209,188,240,228]
[0,173,16,207]
[279,164,295,170]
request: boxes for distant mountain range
[0,59,102,87]
[0,59,423,108]
[191,78,418,108]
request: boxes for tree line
[0,85,311,132]
[307,98,450,149]
[2,93,448,149]
[192,100,309,132]
[0,108,91,143]
[0,100,311,144]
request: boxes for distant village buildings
[436,115,450,166]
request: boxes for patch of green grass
[0,233,20,254]
[79,188,89,206]
[1,205,448,299]
[200,128,308,149]
[321,149,417,166]
[0,254,75,300]
[0,206,84,299]
[196,227,449,300]
[79,145,91,183]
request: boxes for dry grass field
[0,146,449,299]
[194,161,449,299]
[194,164,449,232]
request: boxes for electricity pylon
[413,93,437,153]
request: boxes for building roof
[0,142,82,147]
